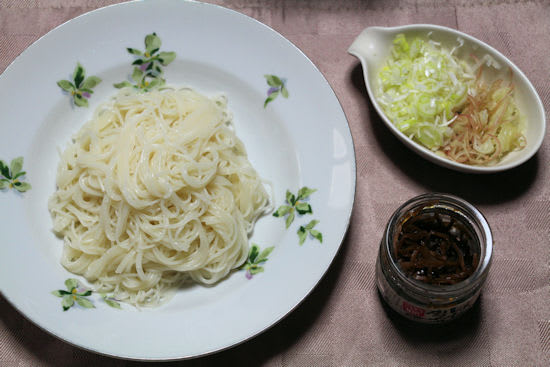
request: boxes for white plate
[0,0,355,361]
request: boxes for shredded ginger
[440,72,526,164]
[377,34,526,166]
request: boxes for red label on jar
[402,301,425,318]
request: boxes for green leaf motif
[1,169,10,180]
[147,78,163,90]
[297,187,317,200]
[10,157,23,176]
[62,295,74,311]
[256,246,275,263]
[14,182,31,192]
[57,80,74,92]
[263,92,278,108]
[249,266,264,275]
[249,244,260,263]
[0,160,11,179]
[0,180,8,190]
[273,205,291,217]
[295,202,312,215]
[76,297,95,309]
[271,75,283,86]
[297,226,308,245]
[13,171,26,180]
[265,74,282,87]
[114,81,132,89]
[127,47,143,56]
[132,67,144,83]
[145,33,162,53]
[281,86,289,98]
[73,63,85,88]
[104,298,122,309]
[65,278,79,291]
[98,293,122,309]
[305,219,320,230]
[158,51,176,65]
[285,210,295,228]
[74,94,88,107]
[81,76,102,89]
[286,190,296,206]
[310,229,323,243]
[151,65,162,77]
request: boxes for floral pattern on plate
[114,32,176,91]
[0,157,31,193]
[264,74,288,107]
[57,63,101,107]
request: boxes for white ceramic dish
[0,0,355,360]
[348,24,546,173]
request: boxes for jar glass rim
[384,193,493,296]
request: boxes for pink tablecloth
[1,0,549,366]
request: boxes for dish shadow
[349,63,539,205]
[0,225,352,366]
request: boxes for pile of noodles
[49,87,271,306]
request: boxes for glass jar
[376,193,492,324]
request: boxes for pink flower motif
[245,270,253,279]
[140,62,151,71]
[82,92,91,99]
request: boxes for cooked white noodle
[49,87,271,306]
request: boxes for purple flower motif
[267,86,279,96]
[139,62,151,72]
[245,270,253,279]
[81,92,91,99]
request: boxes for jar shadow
[376,289,495,365]
[377,289,483,342]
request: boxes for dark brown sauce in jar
[393,207,480,285]
[375,193,493,323]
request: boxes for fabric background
[1,0,549,366]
